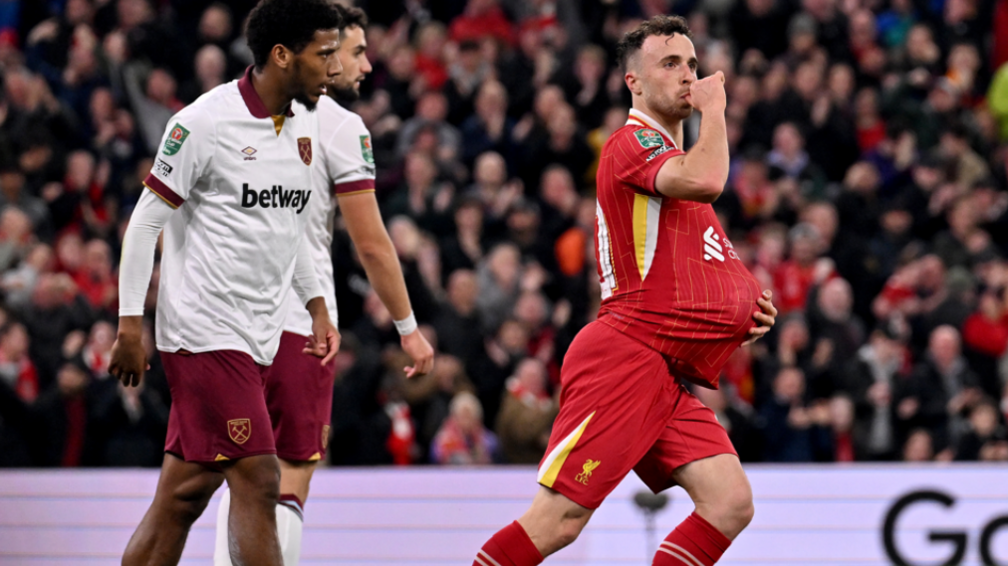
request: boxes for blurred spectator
[30,359,99,467]
[495,358,557,463]
[397,91,461,161]
[432,269,483,366]
[460,80,517,168]
[954,398,1008,461]
[402,353,474,458]
[895,325,982,451]
[90,379,169,467]
[1,243,53,309]
[431,391,498,464]
[0,321,38,403]
[902,428,936,461]
[759,366,833,462]
[0,207,34,273]
[693,385,764,462]
[844,323,908,460]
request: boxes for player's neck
[631,103,684,148]
[251,67,294,116]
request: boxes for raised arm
[654,71,729,203]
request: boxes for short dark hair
[246,0,343,69]
[616,15,693,71]
[333,4,368,35]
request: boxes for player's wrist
[393,311,417,336]
[116,316,144,340]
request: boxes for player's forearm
[291,234,325,308]
[656,111,729,203]
[358,238,413,321]
[118,189,173,321]
[339,193,414,321]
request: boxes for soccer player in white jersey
[212,6,435,564]
[108,1,343,565]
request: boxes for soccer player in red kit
[472,15,777,566]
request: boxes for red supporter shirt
[594,109,762,388]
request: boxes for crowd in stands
[2,0,1008,468]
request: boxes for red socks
[653,512,731,566]
[474,521,544,566]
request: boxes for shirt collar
[237,66,295,119]
[626,108,678,149]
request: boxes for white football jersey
[283,94,376,336]
[143,68,321,365]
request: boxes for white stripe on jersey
[596,200,616,300]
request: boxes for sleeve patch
[359,135,374,164]
[634,129,665,149]
[162,123,191,156]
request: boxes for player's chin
[293,91,319,112]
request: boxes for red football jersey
[594,109,762,388]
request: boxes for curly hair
[333,4,368,35]
[246,0,343,69]
[616,15,693,72]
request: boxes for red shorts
[538,322,736,509]
[265,332,337,462]
[162,350,275,466]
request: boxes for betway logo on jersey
[703,226,739,262]
[241,184,311,214]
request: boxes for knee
[546,511,590,554]
[228,457,281,503]
[717,483,754,535]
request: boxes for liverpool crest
[575,459,601,485]
[298,137,312,166]
[228,418,251,445]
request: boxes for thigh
[538,323,675,510]
[162,350,275,466]
[634,384,738,495]
[266,332,337,462]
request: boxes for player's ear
[625,71,642,96]
[271,43,292,70]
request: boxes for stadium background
[0,0,1006,472]
[2,0,1008,564]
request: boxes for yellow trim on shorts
[539,411,595,488]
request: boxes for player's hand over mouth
[687,70,726,113]
[744,289,777,345]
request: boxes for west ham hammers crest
[298,137,312,166]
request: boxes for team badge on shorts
[321,424,330,450]
[228,418,251,445]
[575,459,601,485]
[298,137,312,166]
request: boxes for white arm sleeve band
[291,234,325,307]
[118,190,176,317]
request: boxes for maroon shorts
[538,322,736,509]
[265,331,337,462]
[162,349,275,466]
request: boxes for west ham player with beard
[212,5,434,565]
[472,16,777,566]
[109,1,343,565]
